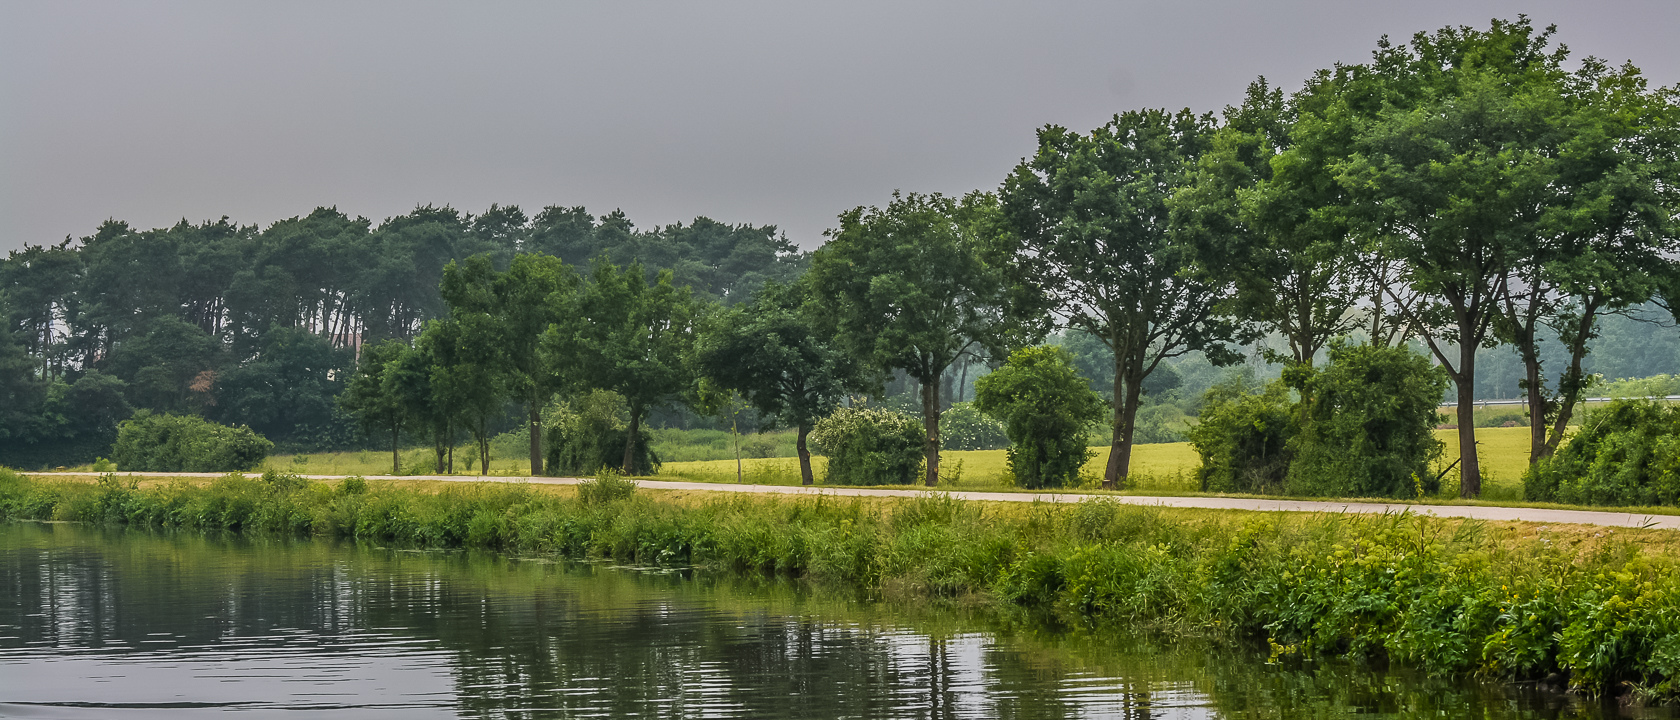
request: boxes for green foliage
[575,469,638,505]
[1525,400,1680,505]
[337,338,410,473]
[974,346,1105,489]
[694,278,862,484]
[1601,374,1680,399]
[1287,344,1449,497]
[808,406,925,486]
[111,410,273,472]
[1176,77,1365,366]
[998,107,1239,487]
[1190,344,1448,498]
[212,327,356,449]
[938,402,1008,451]
[808,191,1018,485]
[548,261,696,475]
[418,315,503,475]
[1188,380,1297,494]
[440,252,576,475]
[544,390,658,476]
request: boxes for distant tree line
[0,205,805,466]
[4,18,1679,499]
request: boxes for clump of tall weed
[576,469,638,505]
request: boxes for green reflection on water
[0,521,1662,719]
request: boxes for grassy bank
[4,468,1680,700]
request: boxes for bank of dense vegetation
[5,17,1680,503]
[6,467,1680,700]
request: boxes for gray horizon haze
[4,1,1677,253]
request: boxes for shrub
[974,346,1106,489]
[1477,409,1529,428]
[809,406,925,485]
[939,402,1009,451]
[576,468,638,505]
[111,411,273,472]
[1287,343,1448,498]
[544,390,659,476]
[1187,379,1296,493]
[1525,399,1680,505]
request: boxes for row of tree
[996,19,1680,495]
[775,19,1680,494]
[0,204,805,461]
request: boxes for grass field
[657,427,1538,499]
[214,426,1543,501]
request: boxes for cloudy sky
[3,1,1677,254]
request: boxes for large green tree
[418,316,504,476]
[693,279,863,485]
[339,339,412,474]
[1333,19,1581,497]
[548,261,696,475]
[809,191,1016,487]
[1000,109,1237,489]
[441,253,577,476]
[1177,78,1365,369]
[384,339,452,473]
[1502,59,1680,464]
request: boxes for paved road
[25,471,1680,531]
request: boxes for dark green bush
[1525,399,1680,505]
[1287,343,1448,497]
[544,391,659,476]
[974,345,1106,489]
[1189,344,1446,498]
[808,406,924,485]
[1188,380,1296,493]
[111,411,273,472]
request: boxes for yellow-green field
[658,426,1538,498]
[251,426,1539,500]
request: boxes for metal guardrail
[1440,395,1680,408]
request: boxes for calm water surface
[0,521,1670,719]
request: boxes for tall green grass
[4,467,1680,698]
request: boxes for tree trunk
[1454,338,1481,498]
[622,403,642,475]
[1102,347,1142,491]
[528,399,544,477]
[956,358,969,404]
[392,420,401,475]
[479,431,490,477]
[797,423,814,486]
[1546,302,1600,458]
[1523,346,1547,466]
[922,375,941,487]
[1112,369,1144,491]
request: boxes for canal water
[0,521,1668,719]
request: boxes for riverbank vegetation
[6,467,1680,701]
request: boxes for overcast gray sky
[4,1,1677,254]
